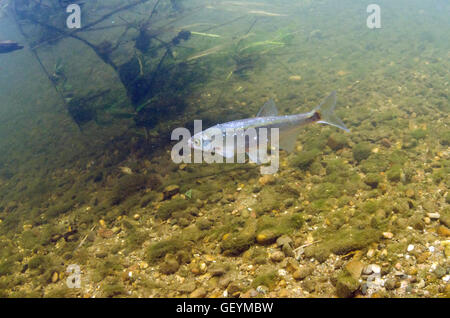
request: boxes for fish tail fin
[314,91,349,132]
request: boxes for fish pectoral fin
[279,128,300,152]
[256,99,278,117]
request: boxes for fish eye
[194,139,201,146]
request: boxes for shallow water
[0,0,448,298]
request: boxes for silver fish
[188,91,349,162]
[0,40,24,54]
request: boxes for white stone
[427,212,440,219]
[371,264,381,274]
[407,244,414,252]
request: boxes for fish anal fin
[279,127,301,152]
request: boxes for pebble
[284,258,299,274]
[407,244,414,252]
[270,251,285,262]
[437,225,450,237]
[258,175,276,186]
[276,235,293,247]
[405,189,415,198]
[382,232,394,239]
[427,212,440,219]
[209,264,227,277]
[288,75,302,82]
[256,285,268,294]
[366,249,375,258]
[163,185,180,200]
[179,281,196,293]
[133,214,141,220]
[139,261,149,270]
[363,264,381,275]
[293,266,313,281]
[190,287,207,298]
[442,241,450,258]
[345,259,365,279]
[51,272,59,283]
[384,278,396,290]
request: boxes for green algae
[291,149,320,170]
[335,269,359,298]
[410,129,427,140]
[364,173,382,188]
[386,164,403,182]
[254,214,304,245]
[146,239,185,263]
[352,143,372,162]
[111,174,148,205]
[156,198,190,220]
[251,270,279,289]
[220,220,257,256]
[305,227,382,262]
[360,153,390,173]
[309,182,342,201]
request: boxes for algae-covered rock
[221,234,255,256]
[309,182,341,201]
[440,131,450,146]
[111,174,148,205]
[335,269,360,298]
[440,207,450,228]
[291,149,320,170]
[360,154,390,173]
[255,214,304,245]
[159,254,180,274]
[386,164,402,182]
[163,185,180,200]
[146,239,184,263]
[364,173,382,188]
[327,134,348,151]
[156,197,189,220]
[196,217,213,230]
[304,228,381,262]
[353,143,372,162]
[251,269,279,289]
[220,221,256,256]
[410,129,427,140]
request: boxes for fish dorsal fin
[257,99,278,117]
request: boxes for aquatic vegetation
[386,164,403,182]
[305,228,382,262]
[352,143,372,162]
[111,174,148,205]
[255,214,304,245]
[156,197,190,220]
[251,270,279,289]
[290,149,320,170]
[146,238,185,263]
